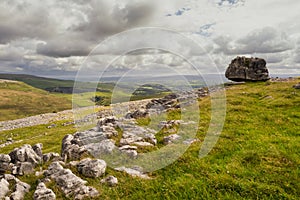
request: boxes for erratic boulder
[225,56,270,82]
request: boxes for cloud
[214,27,293,55]
[0,0,300,77]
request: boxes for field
[0,80,72,121]
[0,78,299,199]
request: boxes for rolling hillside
[0,78,299,199]
[0,79,72,121]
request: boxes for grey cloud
[0,0,55,44]
[214,27,293,55]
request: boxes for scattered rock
[43,152,60,163]
[33,182,56,200]
[77,158,107,178]
[61,135,87,161]
[12,162,34,175]
[225,56,270,82]
[9,144,42,165]
[32,143,43,157]
[115,166,151,179]
[44,162,99,200]
[47,124,57,129]
[163,134,181,145]
[100,176,118,187]
[84,139,116,157]
[0,178,9,198]
[0,154,11,174]
[2,174,31,200]
[125,109,149,119]
[119,145,138,158]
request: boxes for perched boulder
[77,158,106,178]
[225,56,270,82]
[100,176,118,187]
[33,182,56,200]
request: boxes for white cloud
[0,0,300,77]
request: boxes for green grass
[0,79,299,199]
[0,81,72,121]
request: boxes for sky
[0,0,300,79]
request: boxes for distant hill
[0,74,114,94]
[0,80,72,121]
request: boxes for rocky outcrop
[77,158,106,178]
[33,182,56,200]
[44,162,99,200]
[225,56,270,82]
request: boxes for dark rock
[225,56,270,82]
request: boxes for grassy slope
[0,81,72,121]
[0,79,299,199]
[0,74,75,90]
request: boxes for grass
[0,81,72,121]
[0,78,299,199]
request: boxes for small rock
[42,152,60,163]
[100,176,118,187]
[163,134,181,145]
[77,158,107,178]
[33,182,56,200]
[115,166,151,179]
[47,124,57,129]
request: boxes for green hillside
[0,74,75,90]
[0,78,299,199]
[0,80,72,121]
